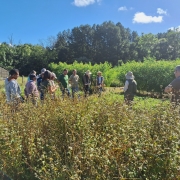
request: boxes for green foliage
[0,93,179,180]
[1,22,180,74]
[49,59,180,92]
[117,59,179,92]
[49,61,117,87]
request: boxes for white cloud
[72,0,96,7]
[169,26,180,32]
[157,8,167,15]
[133,12,163,23]
[118,6,127,11]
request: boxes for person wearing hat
[69,69,80,98]
[124,71,137,103]
[24,74,39,105]
[82,70,92,97]
[96,71,104,94]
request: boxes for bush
[116,58,180,92]
[0,93,179,180]
[49,61,117,87]
[49,59,180,92]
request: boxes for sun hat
[125,71,134,80]
[85,70,92,75]
[41,68,46,74]
[51,72,57,79]
[97,71,102,75]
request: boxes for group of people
[4,65,180,107]
[4,68,105,105]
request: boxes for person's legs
[72,87,79,99]
[61,88,65,96]
[71,87,75,98]
[124,93,134,105]
[66,88,70,97]
[84,85,89,97]
[32,97,38,106]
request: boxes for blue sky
[0,0,179,45]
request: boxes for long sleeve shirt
[25,80,39,97]
[5,78,21,102]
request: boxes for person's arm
[48,82,57,93]
[124,80,129,92]
[69,75,72,84]
[164,84,172,93]
[101,77,104,86]
[164,79,177,93]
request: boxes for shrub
[49,59,180,92]
[117,59,180,92]
[0,93,179,180]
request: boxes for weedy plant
[0,91,179,180]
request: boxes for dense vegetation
[49,59,180,92]
[0,91,179,180]
[0,20,180,179]
[1,21,180,75]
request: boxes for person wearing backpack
[123,71,137,104]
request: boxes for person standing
[165,65,180,104]
[5,69,23,104]
[40,70,58,100]
[82,70,92,97]
[37,68,46,100]
[123,71,137,104]
[69,69,80,98]
[96,71,104,93]
[25,74,39,105]
[50,72,58,99]
[58,69,70,97]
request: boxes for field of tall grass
[0,86,179,179]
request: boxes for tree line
[0,21,180,75]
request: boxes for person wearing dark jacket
[82,70,92,97]
[37,68,46,100]
[124,71,137,104]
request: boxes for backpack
[127,79,137,94]
[132,80,137,93]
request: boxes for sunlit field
[0,82,179,180]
